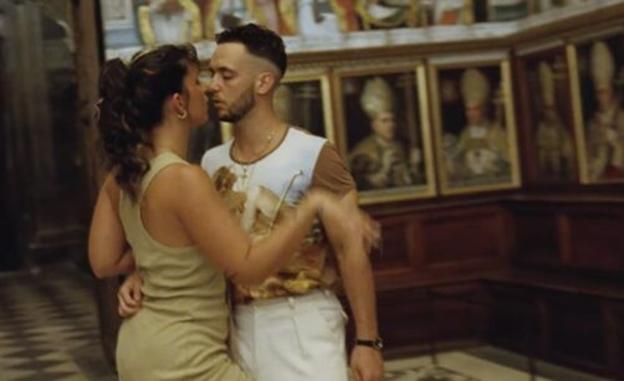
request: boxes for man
[450,68,509,180]
[586,41,624,181]
[535,61,573,179]
[119,24,384,381]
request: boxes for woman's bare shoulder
[151,163,217,201]
[158,163,212,186]
[102,172,121,201]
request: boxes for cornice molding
[105,0,624,63]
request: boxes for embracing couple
[89,23,384,381]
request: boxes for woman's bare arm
[170,165,324,286]
[88,174,135,278]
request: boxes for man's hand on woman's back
[118,272,143,318]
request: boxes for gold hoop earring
[177,110,188,120]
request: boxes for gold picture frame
[515,41,578,184]
[277,67,336,141]
[568,29,624,184]
[333,60,436,204]
[428,53,521,195]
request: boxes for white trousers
[231,290,349,381]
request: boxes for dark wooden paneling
[372,216,413,271]
[547,294,607,371]
[513,210,559,266]
[376,283,485,350]
[565,211,624,271]
[505,198,624,274]
[482,278,624,378]
[605,301,624,379]
[487,284,539,353]
[497,200,624,377]
[376,288,431,348]
[421,207,508,266]
[429,284,489,343]
[371,204,511,290]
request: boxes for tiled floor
[0,264,115,381]
[384,349,614,381]
[0,263,615,381]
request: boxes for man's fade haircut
[215,23,287,77]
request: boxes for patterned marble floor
[0,263,615,381]
[0,264,115,381]
[384,350,614,381]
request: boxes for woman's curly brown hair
[96,44,199,201]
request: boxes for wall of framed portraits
[266,4,624,377]
[81,0,624,377]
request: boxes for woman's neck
[151,119,190,159]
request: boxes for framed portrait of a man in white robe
[429,52,521,195]
[334,60,436,204]
[569,30,624,184]
[515,42,577,184]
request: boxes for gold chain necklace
[233,128,278,187]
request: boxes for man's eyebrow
[216,64,235,72]
[209,62,235,72]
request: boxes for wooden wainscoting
[563,209,624,271]
[372,202,512,291]
[506,195,624,273]
[604,300,624,379]
[370,201,511,352]
[372,195,624,378]
[511,207,560,267]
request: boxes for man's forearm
[338,242,379,340]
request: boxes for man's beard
[219,86,255,123]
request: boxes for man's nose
[206,78,222,93]
[202,81,213,94]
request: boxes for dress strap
[140,151,188,196]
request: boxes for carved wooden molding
[104,0,624,64]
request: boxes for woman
[88,44,363,381]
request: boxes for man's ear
[255,72,277,95]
